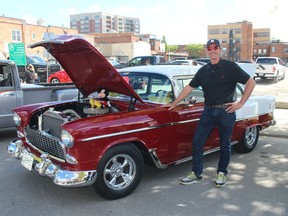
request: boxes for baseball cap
[206,39,221,48]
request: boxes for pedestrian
[163,39,255,187]
[24,64,35,84]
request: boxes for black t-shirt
[189,59,250,106]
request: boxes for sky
[1,0,287,44]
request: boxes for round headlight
[13,112,21,126]
[61,129,74,148]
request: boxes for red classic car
[7,35,276,200]
[47,61,124,83]
[47,70,72,83]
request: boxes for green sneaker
[180,172,202,185]
[215,172,226,188]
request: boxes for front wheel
[93,144,144,200]
[234,126,259,153]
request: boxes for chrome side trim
[82,118,199,142]
[148,141,239,168]
[82,112,267,142]
[148,148,167,169]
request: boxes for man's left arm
[226,77,255,113]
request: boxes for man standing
[164,39,255,187]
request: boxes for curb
[276,101,288,109]
[260,132,288,139]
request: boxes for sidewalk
[252,76,288,138]
[260,108,288,138]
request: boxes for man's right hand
[162,102,177,110]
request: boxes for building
[253,28,271,59]
[0,16,78,59]
[270,42,288,62]
[70,12,140,34]
[207,20,254,61]
[90,32,163,62]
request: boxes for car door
[168,79,219,162]
[0,64,18,128]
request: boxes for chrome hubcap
[104,154,136,190]
[245,127,257,146]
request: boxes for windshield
[119,72,174,104]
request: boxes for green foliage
[167,45,179,52]
[185,44,205,58]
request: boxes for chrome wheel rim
[51,79,60,83]
[103,154,136,190]
[245,127,257,146]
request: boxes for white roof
[118,65,201,79]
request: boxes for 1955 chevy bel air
[7,35,276,200]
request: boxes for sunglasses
[207,46,219,51]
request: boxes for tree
[162,36,168,52]
[167,45,179,52]
[185,44,205,58]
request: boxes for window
[271,47,276,53]
[0,65,13,87]
[254,32,270,37]
[221,29,228,34]
[208,29,220,34]
[119,72,173,104]
[230,28,241,34]
[32,33,36,40]
[12,30,21,42]
[284,48,288,53]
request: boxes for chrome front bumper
[7,139,97,187]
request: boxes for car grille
[25,126,65,160]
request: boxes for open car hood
[29,34,143,102]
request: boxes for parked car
[193,57,210,65]
[255,57,286,83]
[7,34,276,200]
[17,56,61,83]
[47,70,72,83]
[108,60,126,69]
[47,60,126,83]
[169,59,196,66]
[0,59,76,129]
[126,55,166,66]
[237,60,254,64]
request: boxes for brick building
[207,20,254,61]
[0,16,78,59]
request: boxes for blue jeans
[192,107,236,176]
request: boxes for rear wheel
[50,78,60,83]
[234,126,259,153]
[93,144,144,200]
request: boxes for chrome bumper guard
[270,119,276,127]
[7,139,97,187]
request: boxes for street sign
[8,43,27,66]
